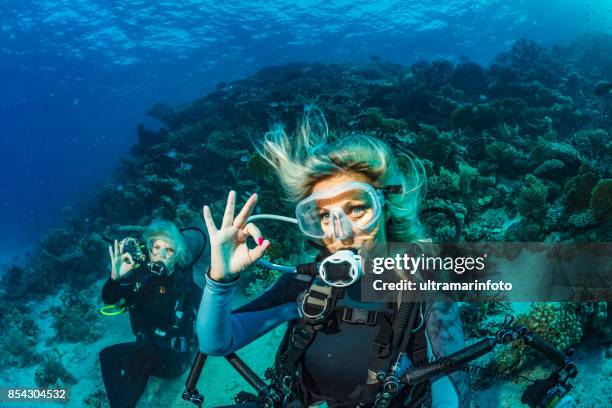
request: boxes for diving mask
[295,182,385,240]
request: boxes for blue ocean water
[0,0,611,260]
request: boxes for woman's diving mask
[247,182,401,287]
[295,182,385,240]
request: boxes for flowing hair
[255,108,427,243]
[142,219,191,269]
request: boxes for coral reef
[0,302,42,369]
[3,35,612,403]
[49,289,103,343]
[34,353,78,388]
[489,303,584,373]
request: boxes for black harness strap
[271,268,431,408]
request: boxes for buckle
[291,327,313,349]
[343,308,378,325]
[301,293,328,319]
[371,339,391,358]
[170,336,187,352]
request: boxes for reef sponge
[589,179,612,221]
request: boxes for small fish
[179,162,192,171]
[167,150,177,159]
[172,183,185,192]
[594,81,612,96]
[240,154,249,162]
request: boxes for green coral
[359,107,407,133]
[589,179,612,221]
[562,171,599,214]
[518,303,583,351]
[532,137,581,170]
[567,210,597,228]
[513,174,549,221]
[451,103,500,131]
[533,159,565,178]
[484,140,532,174]
[457,161,479,194]
[427,166,460,198]
[409,124,458,168]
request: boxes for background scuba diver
[197,114,469,407]
[100,220,203,408]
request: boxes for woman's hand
[203,191,270,282]
[108,240,137,281]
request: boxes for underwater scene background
[1,1,611,407]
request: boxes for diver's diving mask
[295,182,385,240]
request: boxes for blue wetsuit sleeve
[196,275,299,356]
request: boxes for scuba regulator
[317,249,362,288]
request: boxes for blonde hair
[142,219,190,268]
[255,108,427,242]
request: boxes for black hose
[402,337,497,385]
[419,206,462,242]
[180,226,208,269]
[523,332,568,368]
[391,301,416,354]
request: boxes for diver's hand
[203,191,270,282]
[108,240,136,281]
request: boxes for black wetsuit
[99,267,202,408]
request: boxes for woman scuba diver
[99,219,203,408]
[197,112,469,407]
